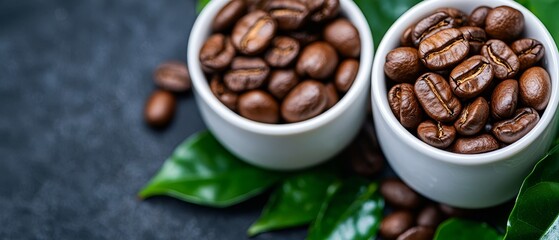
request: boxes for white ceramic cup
[188,0,374,170]
[372,0,559,208]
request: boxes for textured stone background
[0,0,305,239]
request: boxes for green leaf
[138,131,287,208]
[307,178,384,240]
[196,0,211,14]
[504,144,559,240]
[247,170,338,236]
[516,0,559,46]
[353,0,421,49]
[434,218,503,240]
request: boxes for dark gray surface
[0,0,305,239]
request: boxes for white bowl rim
[371,0,559,166]
[188,0,374,136]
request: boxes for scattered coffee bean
[231,10,277,55]
[267,69,299,99]
[335,59,359,93]
[451,134,499,154]
[396,226,435,240]
[454,97,490,136]
[485,6,524,41]
[381,179,424,209]
[266,0,309,30]
[519,66,551,111]
[380,211,415,240]
[418,28,470,70]
[265,36,300,68]
[492,107,539,144]
[417,204,445,227]
[224,57,270,92]
[449,55,493,99]
[210,75,238,111]
[384,47,424,83]
[512,38,545,71]
[491,79,519,120]
[200,34,236,73]
[388,83,423,129]
[481,39,519,80]
[144,90,176,128]
[323,18,361,58]
[417,120,457,149]
[281,80,328,123]
[468,6,491,28]
[212,0,246,32]
[415,73,462,122]
[153,61,191,93]
[296,41,339,80]
[459,26,486,54]
[238,90,280,124]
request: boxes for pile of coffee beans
[385,6,551,153]
[200,0,361,124]
[144,61,191,128]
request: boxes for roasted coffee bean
[144,90,176,128]
[418,28,470,71]
[212,0,246,32]
[401,26,414,47]
[224,57,270,92]
[512,38,545,71]
[482,39,520,80]
[436,8,468,26]
[460,26,486,54]
[415,73,462,122]
[397,226,435,240]
[449,55,493,99]
[238,90,280,124]
[324,82,339,109]
[491,79,519,120]
[246,0,270,11]
[199,34,236,73]
[281,80,328,122]
[380,179,424,209]
[417,120,457,149]
[519,67,551,111]
[266,0,309,30]
[388,83,423,129]
[468,6,491,28]
[492,107,540,143]
[154,61,191,93]
[267,69,299,99]
[287,27,320,46]
[296,41,338,79]
[323,18,361,58]
[454,97,490,136]
[439,204,476,218]
[210,75,238,111]
[451,134,499,154]
[485,6,524,41]
[417,205,445,227]
[335,59,359,93]
[308,0,339,23]
[380,211,415,240]
[231,10,277,55]
[385,47,424,83]
[411,12,458,46]
[349,124,385,177]
[265,36,300,68]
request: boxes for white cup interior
[372,0,559,165]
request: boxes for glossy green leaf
[516,0,559,45]
[307,178,384,240]
[138,131,286,208]
[504,144,559,240]
[434,218,503,240]
[247,170,338,236]
[353,0,421,49]
[196,0,211,14]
